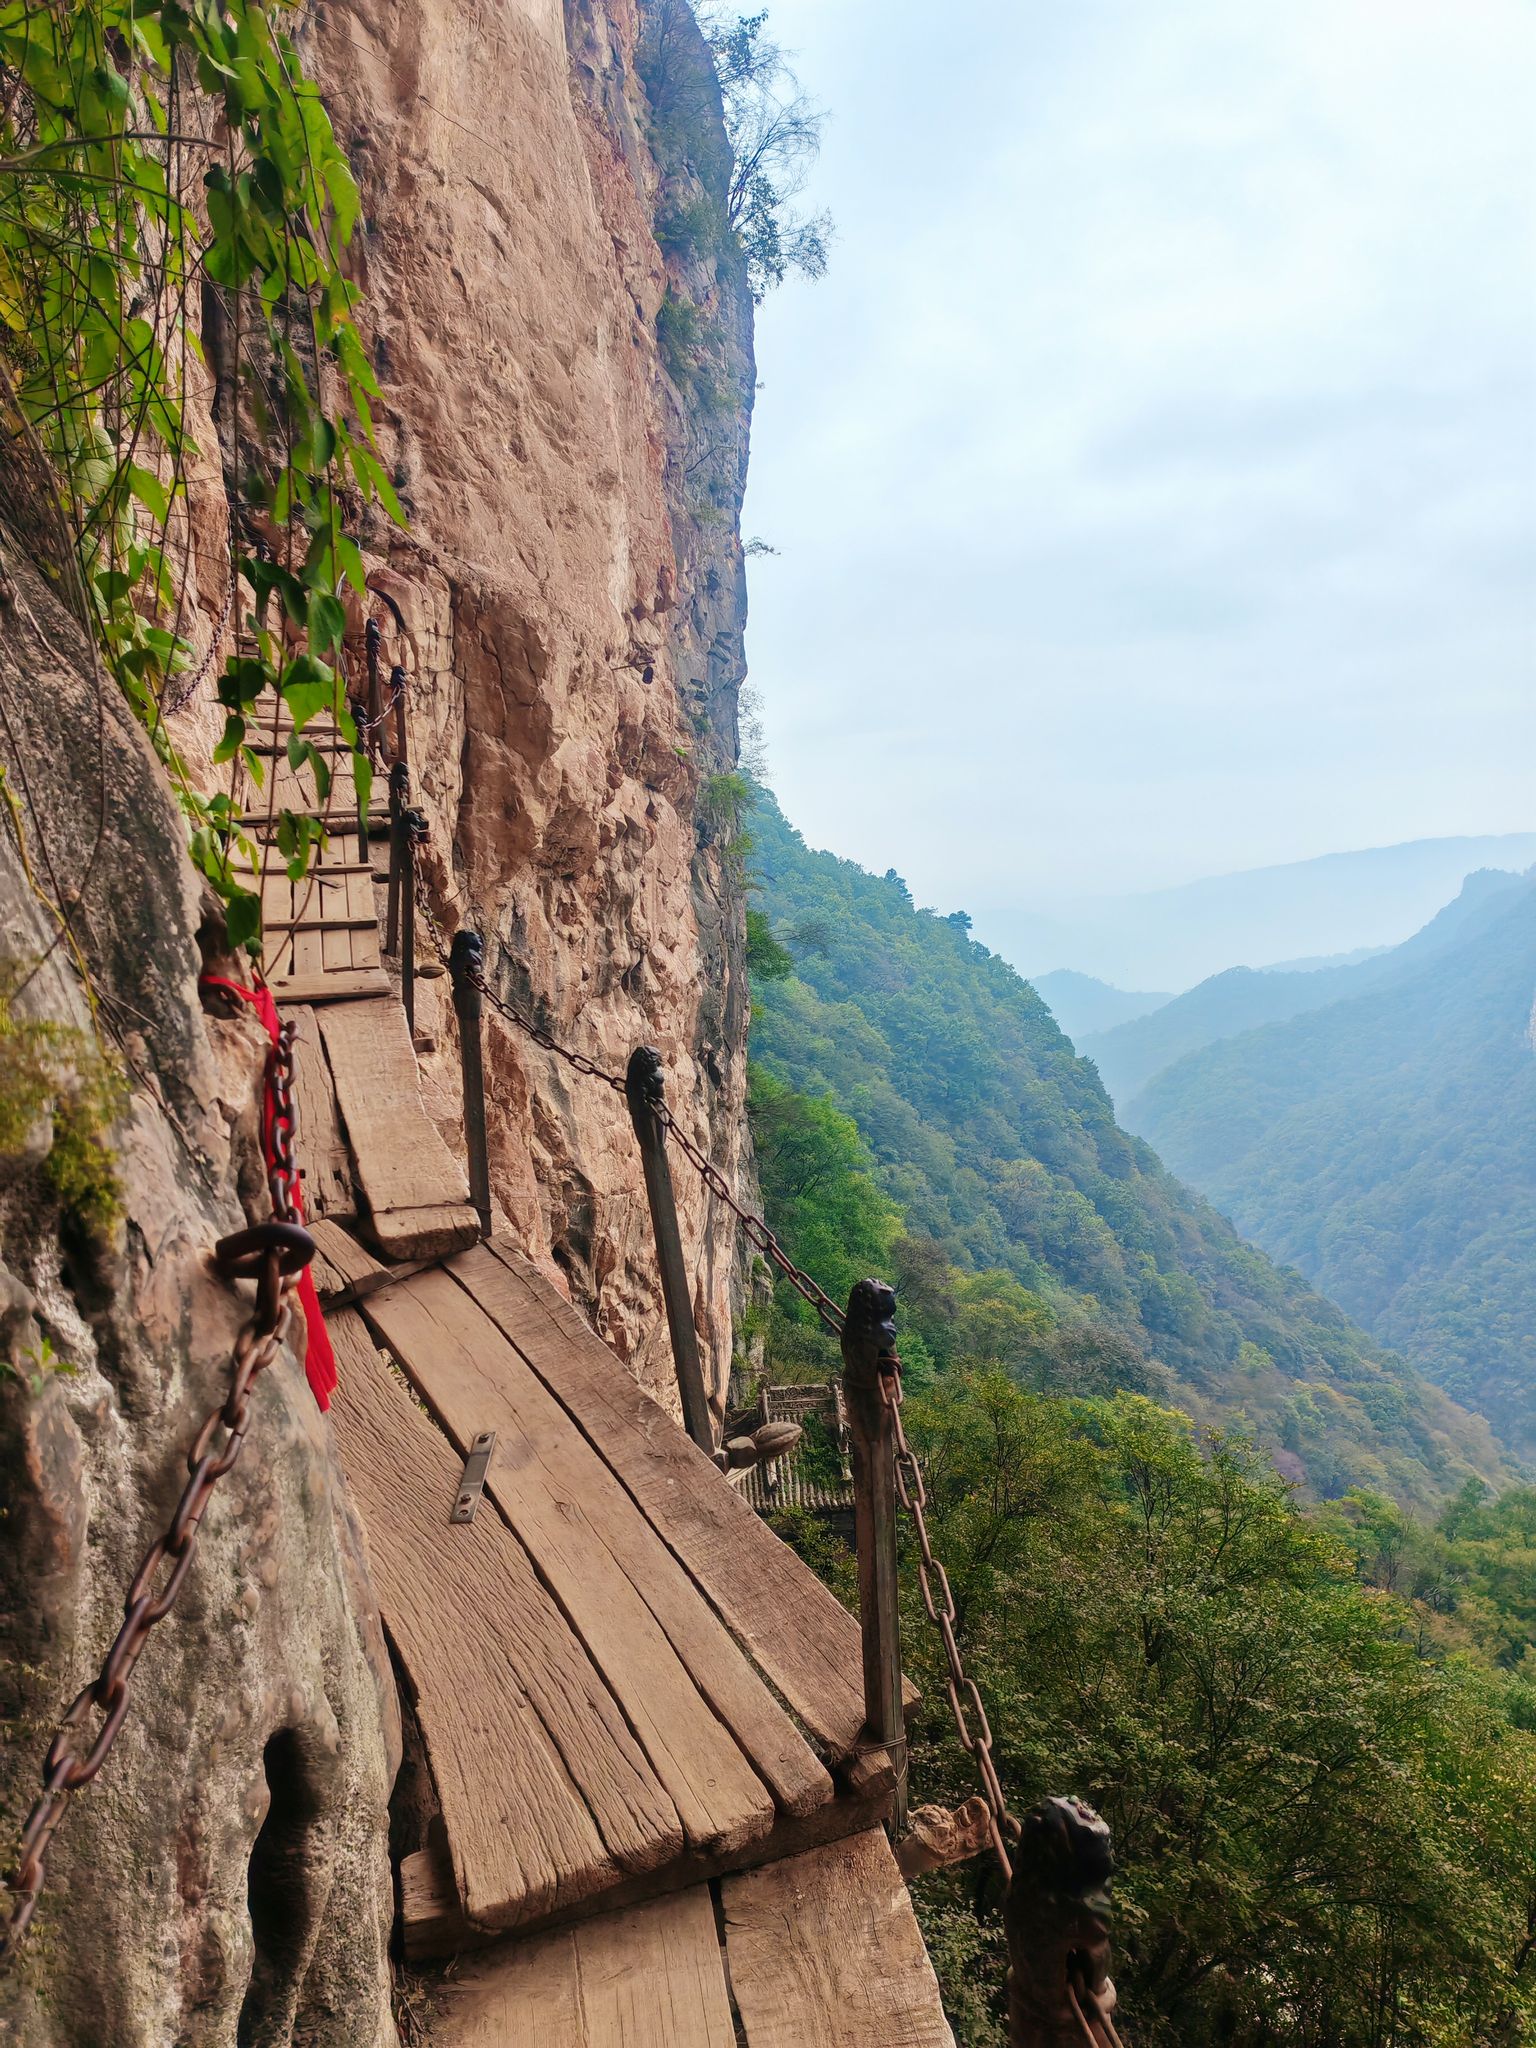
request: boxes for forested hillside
[745,791,1508,1508]
[1087,866,1529,1105]
[1132,868,1536,1461]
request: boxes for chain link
[409,870,1014,1875]
[881,1356,1015,1882]
[0,1023,315,1969]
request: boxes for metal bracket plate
[450,1431,496,1524]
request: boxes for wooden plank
[327,1310,681,1930]
[309,1226,789,1856]
[283,1005,353,1219]
[461,1240,897,1755]
[265,966,392,1002]
[434,1887,735,2048]
[723,1829,955,2048]
[316,997,479,1259]
[400,1780,895,1961]
[387,1267,830,1819]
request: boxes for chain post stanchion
[625,1047,716,1456]
[841,1279,908,1829]
[450,930,493,1237]
[0,1022,316,1971]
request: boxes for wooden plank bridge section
[314,1220,953,2038]
[254,777,952,2039]
[433,1831,955,2048]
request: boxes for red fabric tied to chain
[199,974,337,1410]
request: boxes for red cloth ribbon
[200,974,338,1411]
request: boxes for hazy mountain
[1260,945,1391,974]
[1129,869,1536,1459]
[1087,869,1529,1106]
[1031,969,1173,1042]
[972,832,1536,989]
[748,791,1508,1506]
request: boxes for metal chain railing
[410,865,1017,1876]
[881,1357,1014,1881]
[0,1022,316,1970]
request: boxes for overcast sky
[740,0,1536,931]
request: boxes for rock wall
[1,3,755,2036]
[296,0,757,1415]
[0,539,398,2047]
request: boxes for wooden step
[313,1001,478,1260]
[312,1225,827,1857]
[327,1309,681,1932]
[449,1240,902,1757]
[433,1886,735,2047]
[722,1829,956,2046]
[424,1831,955,2044]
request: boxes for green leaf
[306,590,346,658]
[224,887,262,954]
[212,712,246,764]
[125,463,172,524]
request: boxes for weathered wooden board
[326,1309,681,1931]
[723,1828,956,2048]
[316,998,479,1259]
[259,835,390,1002]
[433,1886,736,2048]
[309,1225,800,1855]
[399,1779,896,1961]
[459,1240,886,1755]
[283,1005,353,1219]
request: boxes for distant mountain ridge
[1032,969,1172,1041]
[1087,868,1530,1106]
[748,790,1510,1507]
[1129,869,1536,1458]
[972,832,1536,989]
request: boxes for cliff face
[0,544,398,2046]
[303,0,756,1413]
[0,2,753,2036]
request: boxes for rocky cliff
[1,2,755,2036]
[305,0,757,1413]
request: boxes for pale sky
[740,0,1536,933]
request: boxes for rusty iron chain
[879,1356,1015,1882]
[415,867,851,1333]
[0,1022,316,1970]
[410,870,1014,1872]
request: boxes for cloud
[741,0,1536,924]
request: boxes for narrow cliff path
[249,740,953,2041]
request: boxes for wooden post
[450,930,492,1237]
[624,1046,715,1455]
[841,1277,908,1829]
[400,811,418,1038]
[384,759,406,960]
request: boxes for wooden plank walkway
[723,1829,956,2047]
[241,705,391,1004]
[448,1240,893,1755]
[429,1831,954,2046]
[313,1218,902,1950]
[314,999,479,1259]
[326,1308,680,1931]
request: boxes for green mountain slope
[1086,867,1528,1105]
[1130,871,1536,1460]
[747,792,1509,1508]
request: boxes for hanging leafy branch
[701,7,830,297]
[0,0,400,950]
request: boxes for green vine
[0,0,401,950]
